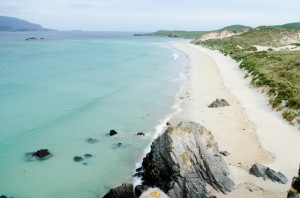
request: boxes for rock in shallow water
[249,163,288,184]
[73,156,84,162]
[109,130,118,136]
[140,121,234,198]
[84,154,93,158]
[25,149,52,161]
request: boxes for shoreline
[170,41,300,197]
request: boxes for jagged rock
[136,167,144,172]
[84,154,92,158]
[220,151,230,157]
[208,98,230,108]
[102,183,137,198]
[249,163,288,184]
[109,130,118,136]
[73,156,84,162]
[86,138,99,144]
[141,121,234,198]
[166,122,172,126]
[135,185,149,197]
[137,132,145,136]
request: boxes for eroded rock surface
[140,121,234,198]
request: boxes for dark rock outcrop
[25,149,52,161]
[249,163,288,184]
[102,183,137,198]
[208,98,230,108]
[137,132,145,136]
[73,156,84,162]
[140,121,234,198]
[109,130,118,136]
[0,195,8,198]
[32,149,51,158]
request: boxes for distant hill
[217,25,252,31]
[140,24,251,38]
[274,22,300,30]
[0,16,53,31]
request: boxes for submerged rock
[249,163,288,184]
[25,149,52,161]
[0,195,8,198]
[86,138,99,144]
[140,121,234,198]
[102,183,137,198]
[84,154,93,158]
[109,130,118,136]
[113,143,123,149]
[208,98,230,108]
[73,156,84,162]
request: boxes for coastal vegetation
[194,26,300,124]
[145,25,251,38]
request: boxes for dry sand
[171,41,300,197]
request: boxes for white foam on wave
[172,51,179,60]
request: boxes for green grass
[196,27,300,123]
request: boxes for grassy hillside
[196,27,300,124]
[217,25,252,31]
[147,25,251,38]
[275,22,300,30]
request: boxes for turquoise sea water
[0,32,187,198]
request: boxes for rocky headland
[103,121,235,198]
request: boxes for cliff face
[140,121,234,198]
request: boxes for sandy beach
[171,41,300,197]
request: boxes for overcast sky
[0,0,299,31]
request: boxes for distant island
[0,16,54,31]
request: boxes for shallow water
[0,32,187,198]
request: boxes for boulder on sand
[208,98,230,108]
[249,163,288,184]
